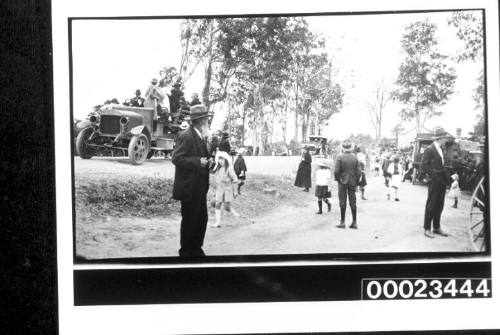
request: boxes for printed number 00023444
[362,279,491,300]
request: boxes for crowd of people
[91,78,203,134]
[167,98,482,256]
[292,127,469,238]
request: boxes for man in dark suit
[421,127,451,238]
[334,141,361,229]
[172,105,213,257]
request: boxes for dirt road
[74,155,300,179]
[75,155,476,258]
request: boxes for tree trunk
[294,84,299,142]
[241,105,246,147]
[415,106,421,134]
[202,57,213,109]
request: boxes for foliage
[448,11,485,137]
[346,133,375,150]
[392,20,457,132]
[158,66,178,88]
[448,11,484,62]
[169,17,344,153]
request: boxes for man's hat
[432,127,449,139]
[185,105,213,121]
[135,89,141,95]
[180,121,189,130]
[342,141,354,152]
[222,132,229,138]
[151,78,158,84]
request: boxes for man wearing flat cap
[334,141,361,229]
[172,105,213,257]
[421,127,451,238]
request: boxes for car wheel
[128,134,149,165]
[76,127,95,159]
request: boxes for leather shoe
[349,222,358,229]
[336,221,346,228]
[424,230,435,238]
[433,228,448,237]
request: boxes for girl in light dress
[386,155,404,201]
[212,151,240,228]
[449,173,460,208]
[314,161,332,214]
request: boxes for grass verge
[75,174,307,223]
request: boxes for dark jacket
[172,127,210,202]
[294,151,312,188]
[233,156,247,179]
[334,153,361,187]
[218,138,231,153]
[421,142,450,184]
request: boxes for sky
[71,11,484,140]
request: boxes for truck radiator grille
[99,115,121,134]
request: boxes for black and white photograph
[49,0,500,333]
[71,10,488,259]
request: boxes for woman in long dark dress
[294,147,312,192]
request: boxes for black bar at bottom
[74,262,491,305]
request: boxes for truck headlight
[120,117,129,126]
[89,115,99,123]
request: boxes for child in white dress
[449,173,460,208]
[314,161,332,214]
[212,151,240,227]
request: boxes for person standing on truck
[144,78,165,124]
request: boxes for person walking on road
[358,161,368,200]
[171,105,213,257]
[373,156,381,177]
[448,173,460,209]
[314,160,332,214]
[233,148,248,195]
[421,127,451,238]
[212,151,240,228]
[294,147,312,192]
[334,141,361,229]
[382,152,392,187]
[386,155,403,201]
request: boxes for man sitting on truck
[129,89,145,107]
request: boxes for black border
[69,8,491,265]
[74,262,491,305]
[2,0,58,333]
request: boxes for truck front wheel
[128,134,149,165]
[76,127,95,159]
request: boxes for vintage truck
[75,106,181,165]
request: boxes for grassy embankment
[75,174,307,223]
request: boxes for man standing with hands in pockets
[172,105,213,257]
[421,127,451,239]
[334,141,361,229]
